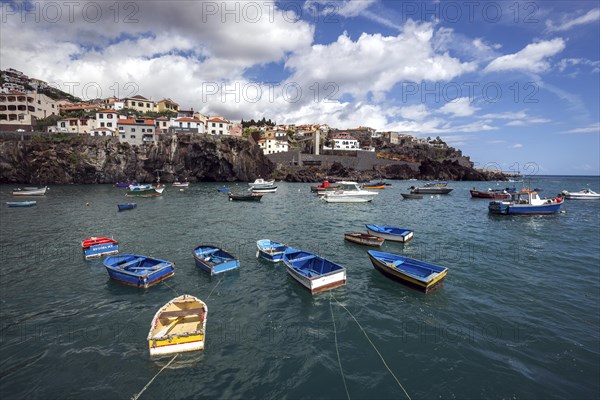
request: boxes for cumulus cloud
[438,97,479,117]
[484,39,566,74]
[559,122,600,134]
[546,8,600,32]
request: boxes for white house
[332,132,359,150]
[258,136,289,155]
[95,109,121,134]
[206,116,230,135]
[169,117,205,134]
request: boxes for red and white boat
[81,237,119,259]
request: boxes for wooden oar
[153,317,182,338]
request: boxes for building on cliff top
[0,90,58,131]
[117,118,156,145]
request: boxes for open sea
[1,176,599,399]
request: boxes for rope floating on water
[331,294,412,400]
[206,277,223,300]
[131,354,179,400]
[330,292,351,400]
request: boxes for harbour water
[1,177,599,399]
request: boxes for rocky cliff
[0,134,273,184]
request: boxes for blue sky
[1,0,598,174]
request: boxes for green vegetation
[241,117,275,128]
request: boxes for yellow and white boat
[147,295,207,356]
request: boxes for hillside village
[0,68,455,158]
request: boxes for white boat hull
[285,266,346,294]
[322,193,377,203]
[366,229,414,242]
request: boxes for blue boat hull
[256,239,288,263]
[84,243,119,259]
[103,255,174,288]
[118,203,137,211]
[488,202,562,215]
[193,246,240,275]
[365,224,414,242]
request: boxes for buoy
[86,202,90,206]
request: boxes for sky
[1,0,599,175]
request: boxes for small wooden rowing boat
[217,187,231,193]
[250,186,277,193]
[362,184,385,189]
[344,232,384,247]
[366,224,414,242]
[282,248,346,294]
[103,254,174,288]
[117,203,137,211]
[81,237,119,259]
[367,250,448,293]
[229,193,263,201]
[401,193,423,199]
[12,186,48,196]
[172,181,189,188]
[6,201,37,207]
[147,294,207,356]
[256,239,288,262]
[193,245,239,275]
[126,184,164,197]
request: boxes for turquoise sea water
[1,176,599,399]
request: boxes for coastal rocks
[0,134,274,184]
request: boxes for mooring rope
[162,280,179,297]
[330,292,351,400]
[131,277,223,399]
[131,353,179,400]
[331,294,412,400]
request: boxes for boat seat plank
[118,257,144,269]
[159,308,205,319]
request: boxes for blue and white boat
[366,224,414,242]
[217,187,231,193]
[256,239,288,262]
[282,248,346,294]
[367,250,448,293]
[103,254,174,288]
[489,190,564,215]
[118,203,137,211]
[82,237,119,260]
[6,201,37,207]
[193,245,239,275]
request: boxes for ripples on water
[1,177,599,399]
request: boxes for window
[38,100,41,104]
[100,122,105,127]
[107,114,112,119]
[107,122,112,127]
[219,123,223,127]
[138,102,143,106]
[141,128,145,133]
[130,135,135,139]
[211,130,216,134]
[99,114,104,118]
[148,128,152,132]
[131,128,136,132]
[121,135,125,139]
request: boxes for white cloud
[304,0,377,18]
[479,111,528,120]
[484,39,566,73]
[546,9,600,32]
[559,122,600,134]
[398,104,429,121]
[506,118,552,126]
[512,144,523,148]
[557,58,600,73]
[438,97,479,117]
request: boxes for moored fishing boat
[217,187,231,193]
[321,182,378,203]
[361,184,385,189]
[470,187,514,199]
[282,248,346,294]
[12,186,48,196]
[193,245,239,275]
[410,182,453,194]
[117,203,137,211]
[366,224,414,242]
[6,201,37,207]
[172,181,189,188]
[103,254,174,287]
[310,180,340,193]
[401,193,423,199]
[81,236,119,259]
[560,188,600,200]
[256,239,288,262]
[249,186,277,193]
[126,184,165,197]
[147,294,207,356]
[229,193,263,201]
[248,178,275,188]
[489,189,564,215]
[367,250,448,293]
[344,232,384,247]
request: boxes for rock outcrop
[0,134,273,184]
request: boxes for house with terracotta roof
[258,136,289,155]
[169,117,205,134]
[332,132,359,150]
[117,118,156,145]
[56,117,92,134]
[206,116,230,135]
[157,98,179,113]
[122,95,156,113]
[155,117,170,133]
[95,110,122,134]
